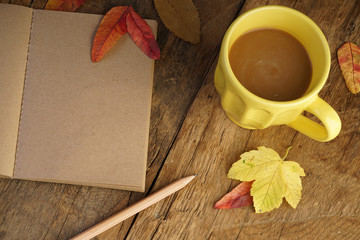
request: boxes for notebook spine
[13,8,35,178]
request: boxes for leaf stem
[282,146,292,160]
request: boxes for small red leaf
[45,0,86,12]
[126,7,160,59]
[215,181,253,209]
[91,6,129,62]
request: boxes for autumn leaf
[45,0,86,12]
[91,6,128,62]
[337,42,360,94]
[92,6,160,62]
[228,147,305,213]
[215,181,253,209]
[126,7,160,60]
[154,0,200,44]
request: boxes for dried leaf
[228,147,305,213]
[45,0,86,12]
[91,6,128,62]
[215,181,253,209]
[154,0,200,44]
[337,42,360,94]
[126,7,160,59]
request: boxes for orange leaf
[45,0,86,12]
[91,6,129,62]
[215,181,253,209]
[126,7,160,59]
[337,42,360,94]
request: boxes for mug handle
[286,96,341,142]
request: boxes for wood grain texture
[0,0,359,239]
[124,0,360,239]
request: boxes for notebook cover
[11,7,155,191]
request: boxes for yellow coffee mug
[214,5,341,142]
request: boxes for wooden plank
[209,216,360,240]
[124,0,360,239]
[8,0,32,6]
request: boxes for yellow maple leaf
[228,146,305,213]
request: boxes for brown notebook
[0,4,156,191]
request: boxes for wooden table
[0,0,359,239]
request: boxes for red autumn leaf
[45,0,86,12]
[126,7,160,60]
[91,6,128,62]
[337,42,360,94]
[215,181,254,209]
[92,6,160,62]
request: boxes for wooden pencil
[70,175,196,240]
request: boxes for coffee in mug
[229,28,312,101]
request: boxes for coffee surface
[229,28,312,101]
